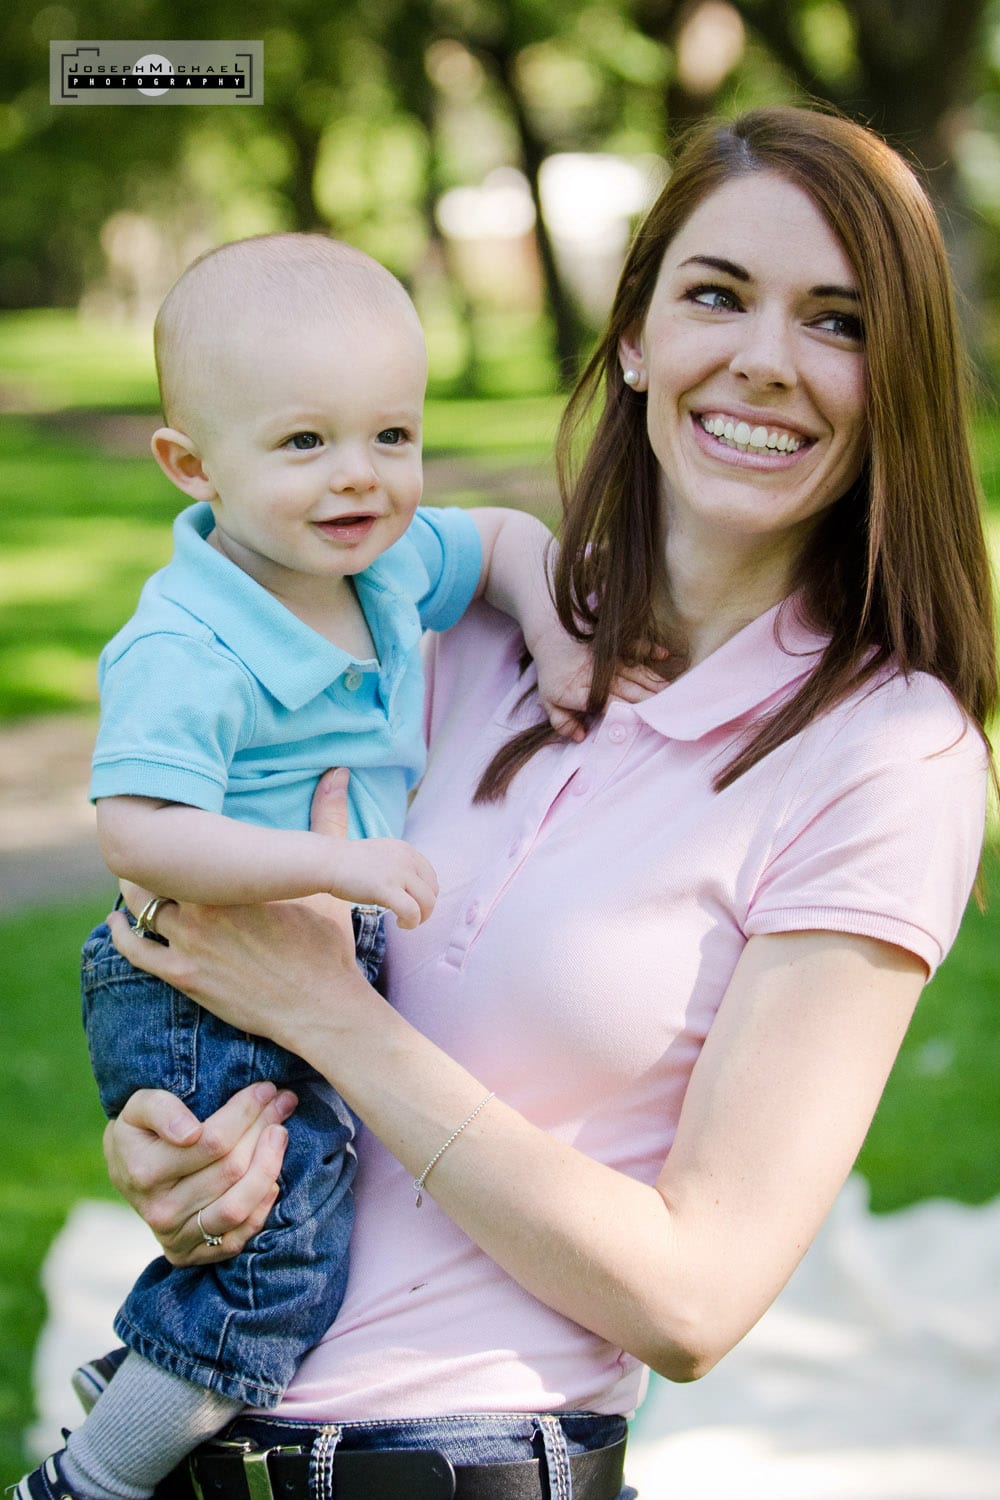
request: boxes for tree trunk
[478,37,589,389]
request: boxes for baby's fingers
[390,870,438,929]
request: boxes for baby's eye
[686,284,742,313]
[377,428,409,446]
[285,432,322,451]
[815,311,864,343]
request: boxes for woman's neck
[664,526,800,668]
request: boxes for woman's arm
[107,774,925,1382]
[469,508,666,738]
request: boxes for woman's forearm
[283,969,702,1379]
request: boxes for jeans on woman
[163,1409,637,1499]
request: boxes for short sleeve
[407,506,483,633]
[746,682,988,976]
[90,633,257,810]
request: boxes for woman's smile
[692,412,812,466]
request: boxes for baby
[18,235,658,1500]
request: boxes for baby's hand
[533,625,668,741]
[322,836,438,929]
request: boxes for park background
[2,0,999,1492]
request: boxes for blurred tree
[3,0,998,380]
[0,0,386,308]
[462,4,590,385]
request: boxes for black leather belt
[161,1433,628,1500]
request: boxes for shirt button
[572,774,591,796]
[464,902,480,925]
[607,723,629,744]
[343,668,363,691]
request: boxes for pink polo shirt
[276,596,987,1423]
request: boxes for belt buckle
[189,1439,305,1500]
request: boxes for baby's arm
[96,794,436,929]
[469,507,665,741]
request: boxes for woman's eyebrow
[678,255,749,281]
[810,284,860,301]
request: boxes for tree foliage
[3,0,999,379]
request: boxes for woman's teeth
[699,416,803,453]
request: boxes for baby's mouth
[313,513,379,538]
[698,413,809,454]
[317,511,376,524]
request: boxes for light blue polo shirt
[90,502,483,840]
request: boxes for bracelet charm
[413,1091,496,1207]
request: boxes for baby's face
[191,306,426,596]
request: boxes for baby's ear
[151,428,217,501]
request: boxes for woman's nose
[729,312,797,389]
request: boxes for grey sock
[60,1351,243,1499]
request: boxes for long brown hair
[476,105,997,801]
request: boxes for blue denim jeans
[171,1410,637,1498]
[79,907,386,1408]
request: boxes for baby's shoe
[70,1346,129,1414]
[14,1446,83,1500]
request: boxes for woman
[99,105,994,1499]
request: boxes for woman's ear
[151,428,218,501]
[617,330,648,392]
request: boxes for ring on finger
[134,895,175,940]
[197,1207,224,1248]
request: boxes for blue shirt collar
[158,504,365,711]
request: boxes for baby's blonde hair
[154,234,421,434]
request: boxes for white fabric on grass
[28,1177,1000,1498]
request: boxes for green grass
[0,310,160,413]
[0,306,562,414]
[856,847,1000,1209]
[0,419,177,717]
[0,897,120,1482]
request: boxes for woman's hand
[104,1082,296,1265]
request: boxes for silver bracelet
[413,1091,496,1207]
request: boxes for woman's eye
[286,432,322,451]
[687,284,741,313]
[377,428,408,446]
[816,311,864,342]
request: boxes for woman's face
[620,172,867,564]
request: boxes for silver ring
[197,1208,224,1248]
[134,896,174,940]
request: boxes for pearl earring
[623,368,640,387]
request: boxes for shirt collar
[157,503,356,710]
[634,595,829,742]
